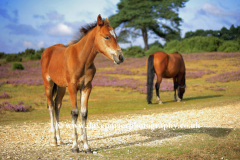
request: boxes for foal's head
[95,14,124,64]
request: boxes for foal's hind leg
[155,76,163,104]
[43,80,57,146]
[54,87,66,145]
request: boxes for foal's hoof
[148,101,152,104]
[57,141,63,145]
[72,148,80,153]
[84,149,93,154]
[50,142,57,146]
[177,99,182,102]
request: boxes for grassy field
[0,52,240,159]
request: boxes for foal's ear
[105,18,109,23]
[97,14,104,26]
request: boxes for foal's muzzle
[113,50,124,64]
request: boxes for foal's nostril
[119,55,124,62]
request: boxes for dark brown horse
[41,15,124,153]
[147,51,186,104]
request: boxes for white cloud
[46,23,73,36]
[202,3,239,18]
[23,40,34,48]
[37,41,44,48]
[46,11,64,21]
[202,3,225,16]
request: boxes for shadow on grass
[150,95,223,104]
[183,95,223,101]
[89,127,234,151]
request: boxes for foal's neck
[76,27,98,66]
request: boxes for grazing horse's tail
[147,55,155,104]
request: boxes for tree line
[0,48,44,62]
[184,25,240,40]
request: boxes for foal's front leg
[68,84,80,153]
[80,83,92,153]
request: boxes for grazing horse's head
[95,14,124,64]
[179,85,185,100]
[179,77,186,100]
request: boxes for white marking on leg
[81,91,87,107]
[46,75,51,81]
[72,118,78,149]
[72,140,78,149]
[157,96,163,104]
[81,90,90,150]
[49,107,57,145]
[49,108,55,133]
[84,142,89,150]
[110,30,116,39]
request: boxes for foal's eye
[104,36,109,40]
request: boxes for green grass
[99,128,240,159]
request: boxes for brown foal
[41,15,124,153]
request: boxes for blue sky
[0,0,239,53]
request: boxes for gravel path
[1,103,240,159]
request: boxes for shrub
[24,48,35,56]
[164,36,223,53]
[217,40,240,52]
[0,52,6,59]
[149,40,163,48]
[0,92,11,98]
[0,101,32,113]
[123,46,145,57]
[163,40,180,53]
[11,62,24,70]
[145,46,164,56]
[27,48,44,60]
[6,54,22,62]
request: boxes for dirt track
[1,103,240,159]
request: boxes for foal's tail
[147,55,155,104]
[52,83,58,100]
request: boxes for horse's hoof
[50,142,57,146]
[84,149,93,154]
[57,141,63,145]
[177,99,182,102]
[72,148,80,153]
[158,101,163,104]
[148,101,152,104]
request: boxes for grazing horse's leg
[155,76,163,104]
[80,83,92,153]
[177,74,183,102]
[54,87,66,145]
[173,77,178,101]
[44,81,57,146]
[68,84,79,153]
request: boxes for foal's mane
[69,19,110,45]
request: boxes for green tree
[229,24,237,40]
[109,0,188,51]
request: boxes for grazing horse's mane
[69,19,110,45]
